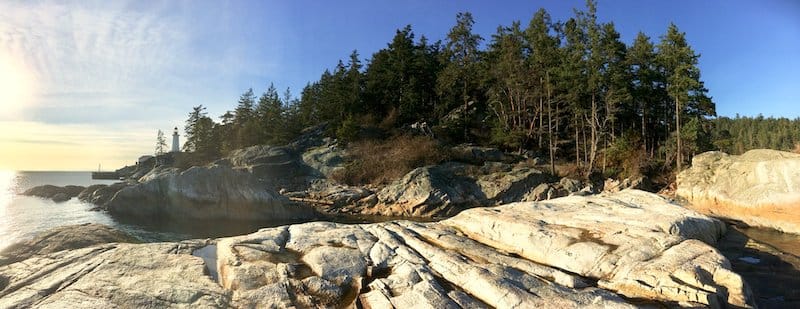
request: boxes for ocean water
[0,171,312,252]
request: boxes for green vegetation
[712,115,800,154]
[182,0,799,179]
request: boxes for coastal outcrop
[77,182,130,206]
[677,149,800,234]
[104,164,316,220]
[22,185,85,203]
[0,190,754,308]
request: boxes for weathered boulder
[522,183,568,201]
[105,164,316,220]
[227,144,326,192]
[560,177,584,193]
[604,176,654,193]
[0,191,754,308]
[79,182,129,206]
[301,144,345,178]
[138,166,180,183]
[0,223,138,266]
[22,185,85,203]
[306,181,373,207]
[476,166,551,204]
[677,149,800,234]
[77,184,107,201]
[371,163,485,217]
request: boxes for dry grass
[794,142,800,154]
[331,135,450,186]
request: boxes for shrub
[335,115,359,145]
[604,133,647,179]
[331,135,450,186]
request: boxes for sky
[0,0,797,171]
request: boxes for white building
[171,127,180,152]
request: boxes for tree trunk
[547,75,555,175]
[588,93,598,173]
[575,115,580,168]
[675,97,682,171]
[641,100,647,156]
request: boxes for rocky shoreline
[0,191,754,308]
[12,131,800,308]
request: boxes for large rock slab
[677,149,800,234]
[0,241,230,308]
[215,190,752,308]
[0,223,138,266]
[105,164,316,220]
[1,191,754,308]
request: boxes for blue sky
[0,0,798,170]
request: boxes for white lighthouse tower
[171,127,180,152]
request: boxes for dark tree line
[713,115,800,155]
[185,0,719,176]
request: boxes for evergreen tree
[256,83,284,144]
[526,8,561,173]
[183,105,207,152]
[657,23,709,170]
[627,32,661,155]
[486,22,534,150]
[437,12,483,140]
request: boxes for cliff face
[104,164,317,221]
[677,149,800,234]
[0,190,754,308]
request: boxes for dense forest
[179,1,799,179]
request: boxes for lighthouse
[171,127,180,152]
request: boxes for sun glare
[0,52,36,119]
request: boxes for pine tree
[437,12,483,140]
[183,105,207,152]
[526,8,561,174]
[657,23,707,171]
[627,32,660,155]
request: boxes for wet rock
[677,149,800,234]
[717,226,800,308]
[22,185,85,203]
[77,184,107,201]
[80,182,129,207]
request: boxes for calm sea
[0,171,312,252]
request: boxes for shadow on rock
[717,224,800,308]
